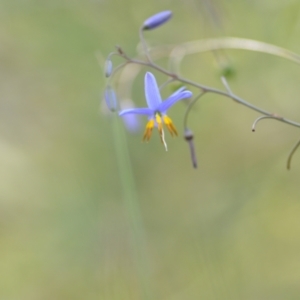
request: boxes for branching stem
[108,36,300,169]
[118,50,300,129]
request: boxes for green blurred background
[2,0,300,299]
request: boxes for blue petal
[119,107,152,116]
[122,114,141,133]
[158,91,192,113]
[169,86,186,97]
[144,72,162,110]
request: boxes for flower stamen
[161,127,168,151]
[155,113,163,136]
[163,115,178,136]
[155,113,168,151]
[143,119,155,141]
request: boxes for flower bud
[142,11,172,30]
[104,85,118,112]
[104,59,113,78]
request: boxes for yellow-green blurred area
[2,0,300,299]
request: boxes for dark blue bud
[104,85,118,112]
[142,11,172,30]
[104,59,113,78]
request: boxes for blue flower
[119,72,192,148]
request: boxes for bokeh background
[2,0,300,299]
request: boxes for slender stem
[139,27,153,63]
[188,137,197,169]
[221,76,233,95]
[287,138,300,170]
[118,52,300,129]
[109,61,129,80]
[183,92,207,129]
[107,51,119,60]
[112,114,153,299]
[251,116,282,132]
[159,78,175,91]
[167,37,300,71]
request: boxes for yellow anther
[142,115,177,149]
[143,119,155,141]
[163,115,178,136]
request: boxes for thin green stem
[112,114,153,299]
[166,37,300,72]
[109,61,129,81]
[139,28,153,63]
[251,116,282,132]
[221,76,233,95]
[159,77,175,91]
[183,91,207,129]
[287,138,300,170]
